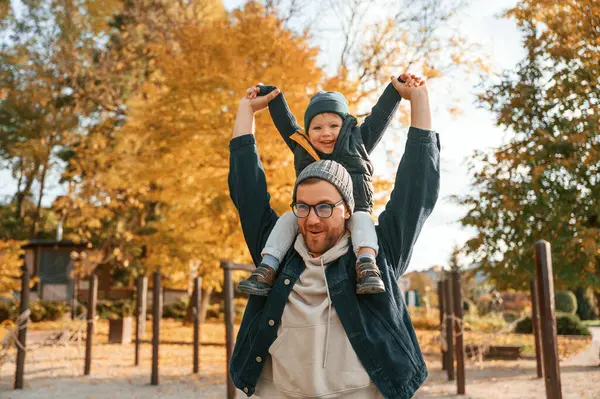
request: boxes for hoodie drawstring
[320,256,332,368]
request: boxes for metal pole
[534,240,562,399]
[151,270,162,385]
[530,278,543,379]
[444,275,455,381]
[452,270,465,395]
[193,277,202,374]
[15,264,30,389]
[222,261,237,399]
[84,273,98,375]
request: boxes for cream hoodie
[254,232,384,399]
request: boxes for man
[228,76,440,398]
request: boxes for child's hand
[391,73,428,101]
[239,85,280,113]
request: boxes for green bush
[514,313,590,336]
[503,311,519,323]
[29,301,47,322]
[96,300,134,320]
[514,316,533,334]
[40,301,68,321]
[555,291,577,314]
[556,313,590,336]
[574,287,598,321]
[163,298,189,320]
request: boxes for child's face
[307,113,343,154]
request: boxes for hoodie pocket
[268,322,372,398]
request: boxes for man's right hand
[241,85,280,113]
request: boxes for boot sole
[356,283,386,295]
[236,282,272,296]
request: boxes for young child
[237,73,425,296]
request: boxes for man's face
[307,113,343,154]
[295,179,350,255]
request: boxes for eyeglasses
[291,199,344,219]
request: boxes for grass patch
[582,320,600,327]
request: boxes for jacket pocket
[363,301,418,370]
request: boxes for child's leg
[348,211,379,257]
[349,211,385,294]
[237,212,298,296]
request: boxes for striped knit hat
[292,160,354,214]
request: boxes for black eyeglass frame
[290,199,345,219]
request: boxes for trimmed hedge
[555,291,577,314]
[514,313,590,336]
[163,298,189,320]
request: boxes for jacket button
[268,320,275,326]
[284,279,291,285]
[256,356,262,363]
[243,387,249,393]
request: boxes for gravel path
[1,331,598,398]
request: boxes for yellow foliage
[0,240,24,295]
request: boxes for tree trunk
[184,285,213,325]
[30,160,49,238]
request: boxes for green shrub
[29,301,47,322]
[40,301,68,321]
[555,291,577,314]
[556,313,590,336]
[513,313,591,336]
[0,301,16,322]
[476,295,492,316]
[514,316,533,334]
[574,287,598,321]
[163,298,189,320]
[96,299,134,319]
[503,311,519,323]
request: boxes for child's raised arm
[256,85,302,152]
[359,74,408,153]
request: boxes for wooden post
[151,270,162,386]
[222,261,236,399]
[437,280,446,370]
[71,276,78,320]
[14,264,30,389]
[534,240,562,399]
[84,273,98,376]
[135,276,148,366]
[444,275,455,381]
[193,276,202,374]
[452,270,465,395]
[530,278,544,379]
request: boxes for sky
[0,0,525,272]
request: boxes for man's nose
[306,207,321,224]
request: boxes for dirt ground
[0,328,598,398]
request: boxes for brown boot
[237,264,276,296]
[356,257,386,294]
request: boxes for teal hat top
[304,91,349,131]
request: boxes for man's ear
[344,205,351,219]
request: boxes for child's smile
[307,112,343,154]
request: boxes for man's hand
[391,73,431,130]
[391,73,428,101]
[240,85,280,113]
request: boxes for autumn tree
[454,0,599,295]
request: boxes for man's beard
[300,220,346,255]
